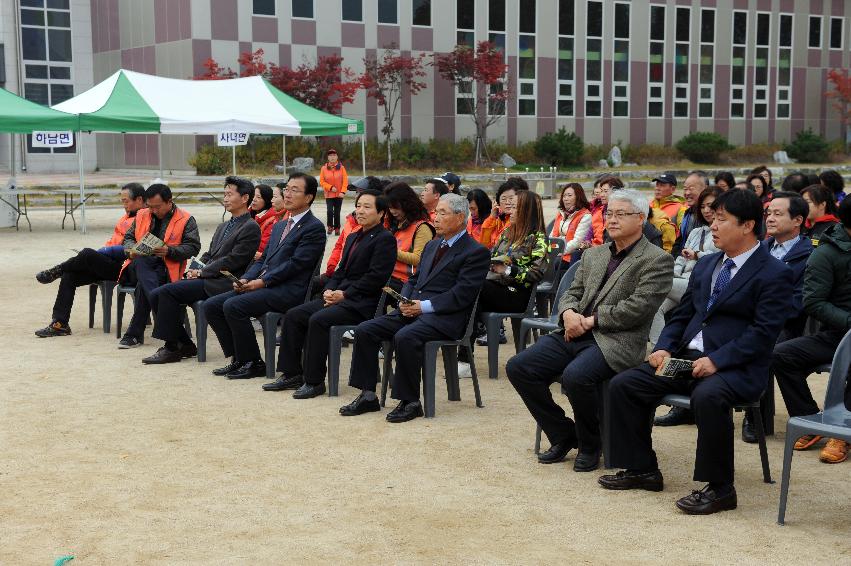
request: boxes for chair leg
[518,324,530,353]
[535,295,548,322]
[534,424,542,454]
[600,380,613,469]
[194,303,207,362]
[182,309,193,340]
[101,282,115,334]
[116,292,126,338]
[777,423,800,525]
[380,341,393,407]
[442,346,461,402]
[466,343,483,408]
[263,314,281,379]
[423,344,438,418]
[511,318,524,354]
[750,407,773,484]
[88,284,97,329]
[761,376,776,436]
[486,315,501,380]
[327,327,344,397]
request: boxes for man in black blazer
[204,173,326,379]
[141,177,261,364]
[264,188,397,397]
[340,193,490,421]
[599,189,793,515]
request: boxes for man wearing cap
[441,172,462,195]
[651,173,686,235]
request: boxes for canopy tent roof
[53,69,364,136]
[0,87,78,133]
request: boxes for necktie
[707,258,736,310]
[430,240,449,271]
[278,218,294,246]
[221,218,236,241]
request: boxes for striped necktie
[278,218,294,245]
[707,258,735,310]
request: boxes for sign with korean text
[217,131,249,146]
[32,131,74,148]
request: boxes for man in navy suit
[204,173,326,380]
[340,193,490,422]
[598,189,793,515]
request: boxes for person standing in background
[319,148,348,235]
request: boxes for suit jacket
[243,209,326,307]
[557,236,674,373]
[763,236,814,337]
[656,245,794,400]
[199,214,261,296]
[399,231,490,338]
[325,223,398,318]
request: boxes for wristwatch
[505,265,512,276]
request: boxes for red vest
[105,213,136,246]
[119,207,192,283]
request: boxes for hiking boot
[118,334,142,349]
[35,321,71,337]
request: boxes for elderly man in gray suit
[507,189,673,472]
[142,177,261,364]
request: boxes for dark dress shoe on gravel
[537,438,578,464]
[225,360,266,380]
[386,400,424,423]
[36,265,62,284]
[598,469,664,492]
[262,375,304,391]
[142,346,183,364]
[212,359,240,376]
[573,450,601,472]
[741,414,758,444]
[340,393,381,416]
[179,341,198,359]
[654,406,695,426]
[292,382,326,399]
[675,485,737,515]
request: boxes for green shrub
[188,144,231,175]
[785,128,831,163]
[675,132,732,163]
[535,127,585,166]
[581,144,608,166]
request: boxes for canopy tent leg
[232,145,236,175]
[158,133,163,180]
[361,133,366,178]
[282,135,286,171]
[78,132,86,234]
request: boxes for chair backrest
[303,255,324,302]
[823,327,851,421]
[540,237,567,285]
[461,294,482,342]
[549,260,581,321]
[374,289,389,317]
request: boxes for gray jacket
[198,214,261,295]
[557,236,674,372]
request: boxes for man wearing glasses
[204,173,326,380]
[507,189,673,472]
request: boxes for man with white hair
[341,193,490,422]
[507,190,674,472]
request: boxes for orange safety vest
[105,212,136,246]
[392,220,435,283]
[551,209,590,262]
[118,206,192,283]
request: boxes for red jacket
[319,162,349,199]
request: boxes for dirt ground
[1,202,849,565]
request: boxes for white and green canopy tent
[0,86,79,132]
[53,69,366,232]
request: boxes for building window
[753,13,770,119]
[585,0,602,117]
[673,7,690,118]
[253,0,275,16]
[698,8,715,118]
[647,5,665,118]
[808,16,822,48]
[456,0,474,47]
[731,10,747,119]
[611,2,629,117]
[517,0,536,116]
[378,0,397,24]
[556,0,575,117]
[20,0,74,154]
[412,0,430,27]
[830,17,844,49]
[342,0,362,22]
[777,14,793,119]
[292,0,313,19]
[488,0,505,115]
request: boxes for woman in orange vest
[319,148,348,235]
[480,177,529,248]
[384,182,436,293]
[550,183,592,263]
[465,188,492,241]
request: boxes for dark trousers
[125,256,168,339]
[772,330,844,417]
[150,278,210,346]
[204,288,297,362]
[460,279,531,361]
[348,313,453,400]
[608,363,746,485]
[506,333,614,452]
[326,197,343,228]
[52,248,122,324]
[278,298,366,383]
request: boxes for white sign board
[347,123,357,133]
[217,131,249,146]
[32,131,74,148]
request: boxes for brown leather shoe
[793,434,823,451]
[819,439,849,463]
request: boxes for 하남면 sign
[32,131,74,147]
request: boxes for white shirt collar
[723,241,761,270]
[288,209,310,225]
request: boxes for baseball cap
[652,173,677,185]
[350,177,370,191]
[440,172,461,188]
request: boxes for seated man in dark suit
[141,177,261,364]
[35,182,145,337]
[264,188,397,397]
[118,184,202,349]
[506,190,673,472]
[340,193,490,422]
[203,173,326,380]
[599,189,793,515]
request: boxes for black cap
[440,172,461,188]
[652,173,677,185]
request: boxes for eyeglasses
[283,186,305,195]
[604,211,642,220]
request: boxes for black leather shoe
[340,393,381,416]
[386,400,424,423]
[36,265,62,284]
[179,341,198,359]
[741,415,758,444]
[212,359,240,376]
[293,382,326,399]
[654,406,695,427]
[573,450,602,472]
[142,346,183,364]
[262,375,304,391]
[675,485,737,515]
[598,469,664,492]
[537,438,577,464]
[225,360,266,380]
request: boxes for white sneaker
[457,362,472,379]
